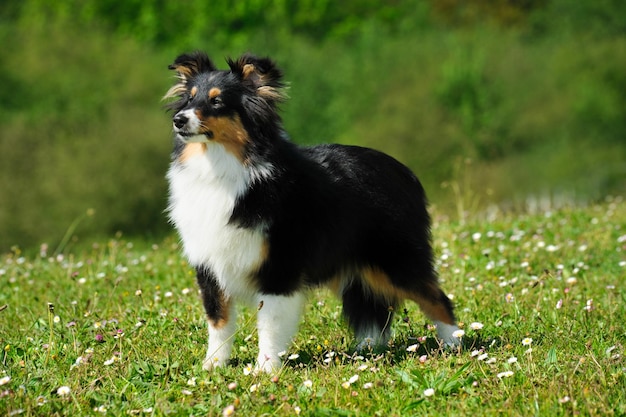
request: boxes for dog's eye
[211,96,223,108]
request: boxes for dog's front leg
[255,292,305,374]
[196,267,237,371]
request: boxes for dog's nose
[173,113,188,129]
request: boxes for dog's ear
[168,51,217,79]
[228,54,287,102]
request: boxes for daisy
[243,363,253,375]
[452,329,465,339]
[469,322,484,330]
[222,404,235,416]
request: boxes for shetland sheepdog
[164,52,460,373]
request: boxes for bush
[0,21,171,251]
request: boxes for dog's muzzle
[173,111,213,142]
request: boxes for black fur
[196,267,228,325]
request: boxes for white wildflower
[469,322,484,330]
[452,329,465,339]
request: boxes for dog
[164,52,460,373]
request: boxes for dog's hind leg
[408,283,461,348]
[341,279,397,351]
[255,292,305,373]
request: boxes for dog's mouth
[175,130,214,143]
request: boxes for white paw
[356,337,378,352]
[355,326,388,352]
[254,354,281,374]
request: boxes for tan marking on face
[197,113,250,162]
[179,142,207,163]
[190,86,198,98]
[209,87,221,99]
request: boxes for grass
[1,197,625,416]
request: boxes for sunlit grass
[1,197,625,416]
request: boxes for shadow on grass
[278,334,502,370]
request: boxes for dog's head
[164,52,287,159]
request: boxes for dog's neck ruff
[167,141,271,301]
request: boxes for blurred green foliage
[0,0,624,251]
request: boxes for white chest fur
[167,143,266,300]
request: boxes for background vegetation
[0,0,625,251]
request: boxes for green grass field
[1,197,625,416]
